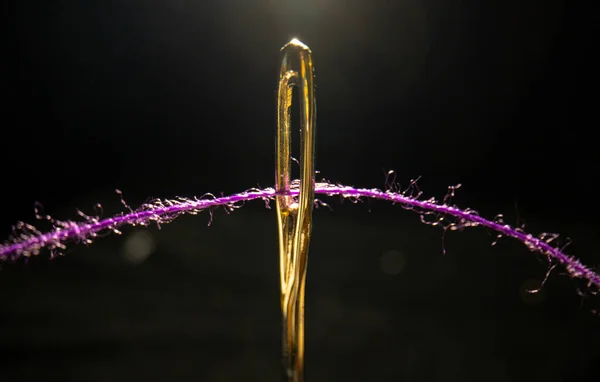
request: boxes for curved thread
[1,182,599,291]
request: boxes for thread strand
[1,182,598,290]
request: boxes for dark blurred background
[1,1,599,381]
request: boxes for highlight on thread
[1,180,599,292]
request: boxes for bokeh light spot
[122,230,155,265]
[380,249,407,275]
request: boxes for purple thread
[1,183,599,290]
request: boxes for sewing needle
[275,38,316,382]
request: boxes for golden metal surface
[275,38,316,382]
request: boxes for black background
[1,1,599,381]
